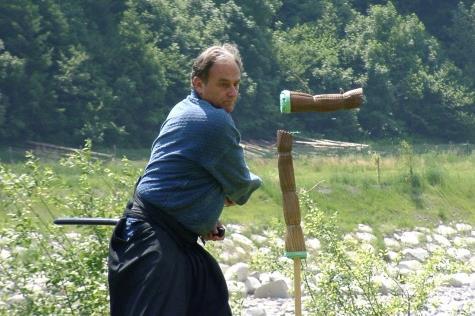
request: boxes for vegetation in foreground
[1,141,474,234]
[0,141,474,314]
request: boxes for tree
[345,2,475,141]
[393,0,474,42]
[53,0,128,145]
[446,2,475,85]
[0,39,24,137]
[211,0,281,138]
[273,0,362,139]
[0,0,66,142]
[0,0,473,145]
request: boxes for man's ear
[192,76,204,95]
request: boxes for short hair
[191,44,243,83]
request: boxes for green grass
[244,148,475,236]
[1,145,474,236]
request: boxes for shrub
[299,189,454,315]
[0,141,139,315]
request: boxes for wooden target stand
[277,88,364,315]
[277,130,306,316]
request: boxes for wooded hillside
[0,0,474,146]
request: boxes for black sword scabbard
[54,217,119,226]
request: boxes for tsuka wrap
[277,130,307,259]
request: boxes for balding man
[108,44,262,316]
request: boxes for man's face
[193,57,241,113]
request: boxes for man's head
[191,44,242,113]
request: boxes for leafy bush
[0,143,468,315]
[0,141,139,315]
[299,189,455,315]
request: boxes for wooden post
[294,258,302,315]
[277,130,307,316]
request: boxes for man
[108,44,262,315]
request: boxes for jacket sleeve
[201,115,262,205]
[206,140,262,205]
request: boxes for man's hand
[202,221,226,241]
[224,197,236,207]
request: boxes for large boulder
[399,231,423,246]
[254,280,289,299]
[402,247,429,262]
[436,225,457,237]
[225,262,249,282]
[244,277,261,295]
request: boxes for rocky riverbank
[217,223,475,315]
[1,222,474,315]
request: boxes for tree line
[0,0,474,147]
